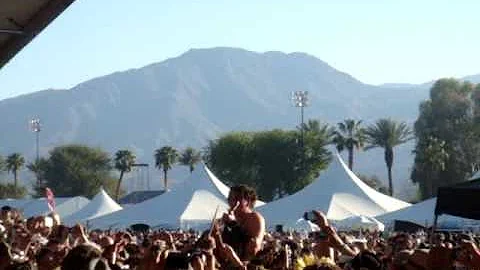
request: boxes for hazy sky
[1,0,479,100]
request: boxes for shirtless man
[213,185,265,269]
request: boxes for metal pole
[291,91,309,175]
[36,131,39,162]
[301,105,304,149]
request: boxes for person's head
[48,213,61,228]
[36,248,58,270]
[346,251,383,270]
[98,236,115,248]
[61,244,102,270]
[1,206,12,223]
[50,224,70,244]
[392,233,414,252]
[228,185,257,210]
[432,232,445,246]
[5,261,34,270]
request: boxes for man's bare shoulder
[248,211,265,226]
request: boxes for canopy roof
[435,187,480,220]
[258,152,410,228]
[63,189,122,225]
[333,215,385,232]
[0,0,75,68]
[89,166,229,230]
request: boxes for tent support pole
[430,214,439,244]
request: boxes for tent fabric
[0,199,34,209]
[63,189,122,226]
[376,197,480,228]
[333,215,385,232]
[118,190,165,205]
[376,198,437,227]
[23,197,90,219]
[435,187,480,220]
[0,197,90,219]
[179,190,229,230]
[257,152,410,228]
[89,166,229,230]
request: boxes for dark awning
[0,0,75,68]
[435,187,480,220]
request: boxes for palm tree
[415,136,449,198]
[154,146,178,190]
[302,119,335,139]
[0,155,5,172]
[364,119,413,196]
[332,119,365,170]
[114,150,136,201]
[27,157,48,187]
[179,147,202,174]
[6,153,25,188]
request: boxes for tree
[365,119,412,196]
[411,79,479,199]
[114,150,136,201]
[357,174,388,195]
[27,157,49,187]
[6,153,25,188]
[179,147,202,174]
[35,144,115,198]
[204,123,332,201]
[420,137,449,197]
[154,146,178,191]
[0,183,27,199]
[332,119,365,170]
[0,155,5,173]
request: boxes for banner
[45,187,56,212]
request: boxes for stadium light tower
[30,118,41,161]
[291,91,309,150]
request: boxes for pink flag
[45,188,56,212]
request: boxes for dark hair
[5,262,34,270]
[349,251,383,270]
[230,185,257,207]
[61,244,101,270]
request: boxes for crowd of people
[1,185,480,270]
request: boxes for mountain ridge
[0,47,459,198]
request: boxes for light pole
[292,91,309,147]
[292,91,309,172]
[30,118,41,162]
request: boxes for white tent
[89,166,229,230]
[333,215,385,232]
[375,197,480,229]
[22,196,90,219]
[0,199,34,209]
[63,189,122,226]
[0,197,89,219]
[287,219,320,233]
[257,152,410,228]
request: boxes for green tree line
[0,145,202,200]
[411,79,480,198]
[2,78,476,202]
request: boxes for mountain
[462,74,480,84]
[0,47,431,197]
[380,74,480,89]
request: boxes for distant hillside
[0,47,431,197]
